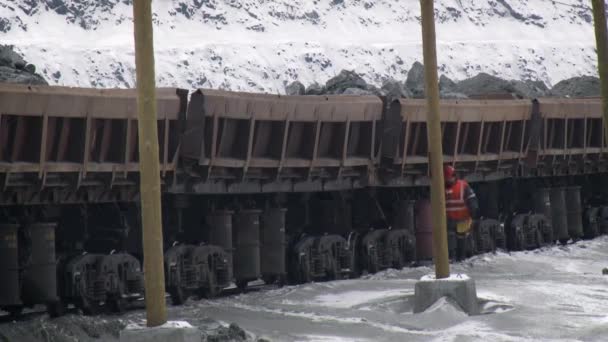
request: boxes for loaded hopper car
[0,84,606,315]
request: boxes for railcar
[0,84,606,316]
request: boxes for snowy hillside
[0,0,600,93]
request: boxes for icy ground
[2,237,608,341]
[0,0,601,92]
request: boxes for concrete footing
[413,273,479,315]
[120,321,200,342]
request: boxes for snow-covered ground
[191,236,608,341]
[0,0,601,92]
[4,236,606,341]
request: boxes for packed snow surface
[0,0,601,92]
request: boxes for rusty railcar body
[0,84,607,316]
[178,89,383,193]
[0,85,186,206]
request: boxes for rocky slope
[0,45,47,85]
[0,0,601,93]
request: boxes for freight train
[0,84,607,317]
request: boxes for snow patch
[420,274,471,282]
[422,297,467,315]
[295,335,369,342]
[125,320,194,330]
[312,289,411,309]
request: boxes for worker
[444,164,480,260]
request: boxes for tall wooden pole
[133,0,167,327]
[591,0,608,138]
[420,0,450,279]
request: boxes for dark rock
[0,66,48,85]
[0,45,26,68]
[342,87,376,96]
[510,79,549,98]
[550,76,600,97]
[406,61,425,98]
[207,323,248,342]
[440,91,469,99]
[326,69,368,94]
[381,78,410,100]
[0,45,48,85]
[14,60,26,70]
[305,82,326,95]
[285,81,305,95]
[603,268,608,275]
[453,73,515,96]
[24,64,36,74]
[439,75,457,92]
[364,84,385,96]
[449,73,546,98]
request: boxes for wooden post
[592,0,608,137]
[420,0,450,279]
[133,0,167,327]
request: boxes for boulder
[0,66,47,85]
[405,61,425,98]
[0,45,48,85]
[24,64,36,74]
[364,84,385,96]
[285,81,305,95]
[440,91,469,99]
[439,75,457,92]
[325,69,368,94]
[341,87,376,96]
[510,79,549,98]
[449,73,547,99]
[305,82,326,95]
[453,73,515,96]
[550,76,600,97]
[0,45,26,69]
[381,78,411,100]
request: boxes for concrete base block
[120,321,200,342]
[413,273,479,315]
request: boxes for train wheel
[392,256,404,270]
[262,275,277,286]
[276,275,286,287]
[110,298,127,314]
[297,260,312,284]
[47,301,67,318]
[236,280,248,291]
[79,297,101,315]
[367,255,378,274]
[204,285,219,299]
[7,306,23,318]
[169,287,186,305]
[201,275,219,299]
[535,230,544,249]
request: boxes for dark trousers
[447,219,471,261]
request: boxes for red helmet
[443,164,455,180]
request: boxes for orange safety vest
[445,179,472,221]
